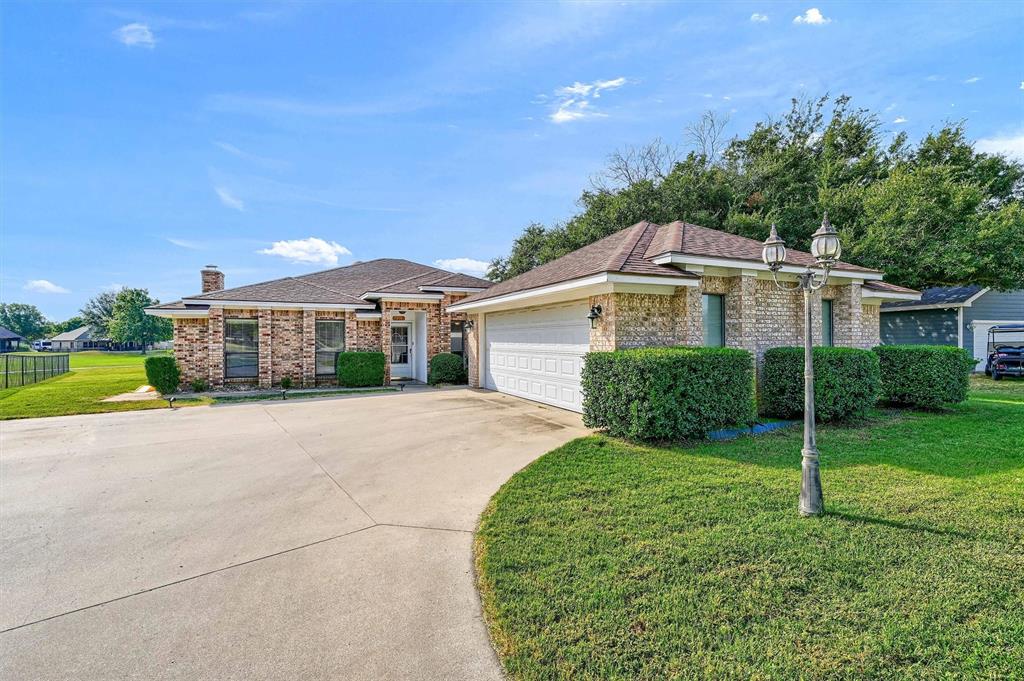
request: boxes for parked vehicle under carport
[985,324,1024,380]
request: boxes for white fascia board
[961,287,990,307]
[651,253,884,281]
[877,302,959,312]
[416,286,488,293]
[362,292,444,302]
[355,312,383,320]
[180,299,376,310]
[447,272,696,313]
[145,308,209,318]
[862,290,921,301]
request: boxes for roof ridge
[371,265,442,292]
[609,221,654,272]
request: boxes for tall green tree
[0,303,50,340]
[80,290,119,337]
[48,316,85,335]
[107,288,171,353]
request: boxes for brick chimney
[201,265,224,293]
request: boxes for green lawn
[476,378,1024,680]
[0,351,207,419]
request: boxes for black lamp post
[761,214,842,517]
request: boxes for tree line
[0,288,171,351]
[489,95,1023,291]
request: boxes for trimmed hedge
[145,356,181,395]
[428,353,467,385]
[582,347,755,442]
[337,351,386,387]
[874,344,974,409]
[760,347,880,422]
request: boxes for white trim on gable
[649,253,884,281]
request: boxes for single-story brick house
[146,260,492,389]
[880,285,1024,371]
[446,221,919,412]
[148,221,919,410]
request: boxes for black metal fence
[1,354,70,389]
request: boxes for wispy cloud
[213,141,289,170]
[258,237,352,265]
[25,279,70,294]
[976,129,1024,161]
[548,77,627,123]
[893,116,908,124]
[793,8,831,25]
[214,186,245,211]
[167,237,203,250]
[114,23,156,48]
[434,258,490,277]
[750,13,769,23]
[963,76,981,84]
[206,93,431,119]
[925,74,945,82]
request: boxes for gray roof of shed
[881,285,984,310]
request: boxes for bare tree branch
[591,137,680,191]
[684,110,731,161]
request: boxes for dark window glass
[702,294,725,347]
[316,320,345,375]
[822,300,834,347]
[450,321,465,356]
[390,325,409,364]
[225,319,258,378]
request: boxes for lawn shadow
[828,509,977,541]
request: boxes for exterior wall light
[761,214,842,517]
[464,319,475,331]
[587,305,603,329]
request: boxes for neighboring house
[47,326,142,352]
[145,262,492,389]
[880,286,1024,371]
[448,221,919,412]
[0,326,24,353]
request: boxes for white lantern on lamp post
[761,214,841,517]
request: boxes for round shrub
[873,345,975,409]
[582,347,755,442]
[761,347,880,422]
[428,353,467,385]
[337,351,386,387]
[190,378,208,393]
[144,356,181,395]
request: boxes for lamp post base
[799,449,824,516]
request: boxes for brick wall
[172,318,209,388]
[271,310,303,386]
[588,291,692,350]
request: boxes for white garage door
[484,301,590,412]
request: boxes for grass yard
[0,351,208,419]
[476,378,1024,680]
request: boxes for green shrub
[145,356,181,395]
[428,353,467,385]
[337,351,386,387]
[874,345,974,409]
[190,378,208,393]
[280,376,293,389]
[761,347,880,422]
[582,347,755,442]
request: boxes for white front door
[484,301,590,413]
[390,323,413,379]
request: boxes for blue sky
[2,1,1022,321]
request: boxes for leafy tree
[0,303,49,340]
[49,316,85,335]
[107,288,171,353]
[80,290,119,338]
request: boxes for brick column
[258,309,272,389]
[301,309,316,387]
[466,313,481,388]
[683,286,703,346]
[809,288,824,346]
[725,274,758,354]
[381,305,393,385]
[344,310,358,350]
[208,307,224,388]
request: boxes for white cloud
[434,258,490,277]
[884,103,897,112]
[114,23,155,48]
[258,237,352,266]
[793,8,831,25]
[976,130,1024,161]
[214,186,245,211]
[893,117,908,124]
[963,76,981,84]
[548,77,626,123]
[925,74,944,82]
[167,237,202,250]
[750,13,769,23]
[25,279,69,294]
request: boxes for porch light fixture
[761,214,841,517]
[464,319,475,331]
[587,304,603,329]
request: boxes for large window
[702,294,725,347]
[822,299,834,347]
[316,320,345,375]
[224,319,258,378]
[450,321,465,358]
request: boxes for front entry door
[390,323,413,379]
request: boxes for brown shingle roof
[458,222,698,304]
[864,281,920,295]
[185,258,491,305]
[459,220,883,306]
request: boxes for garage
[484,301,590,412]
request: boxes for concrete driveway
[0,389,587,680]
